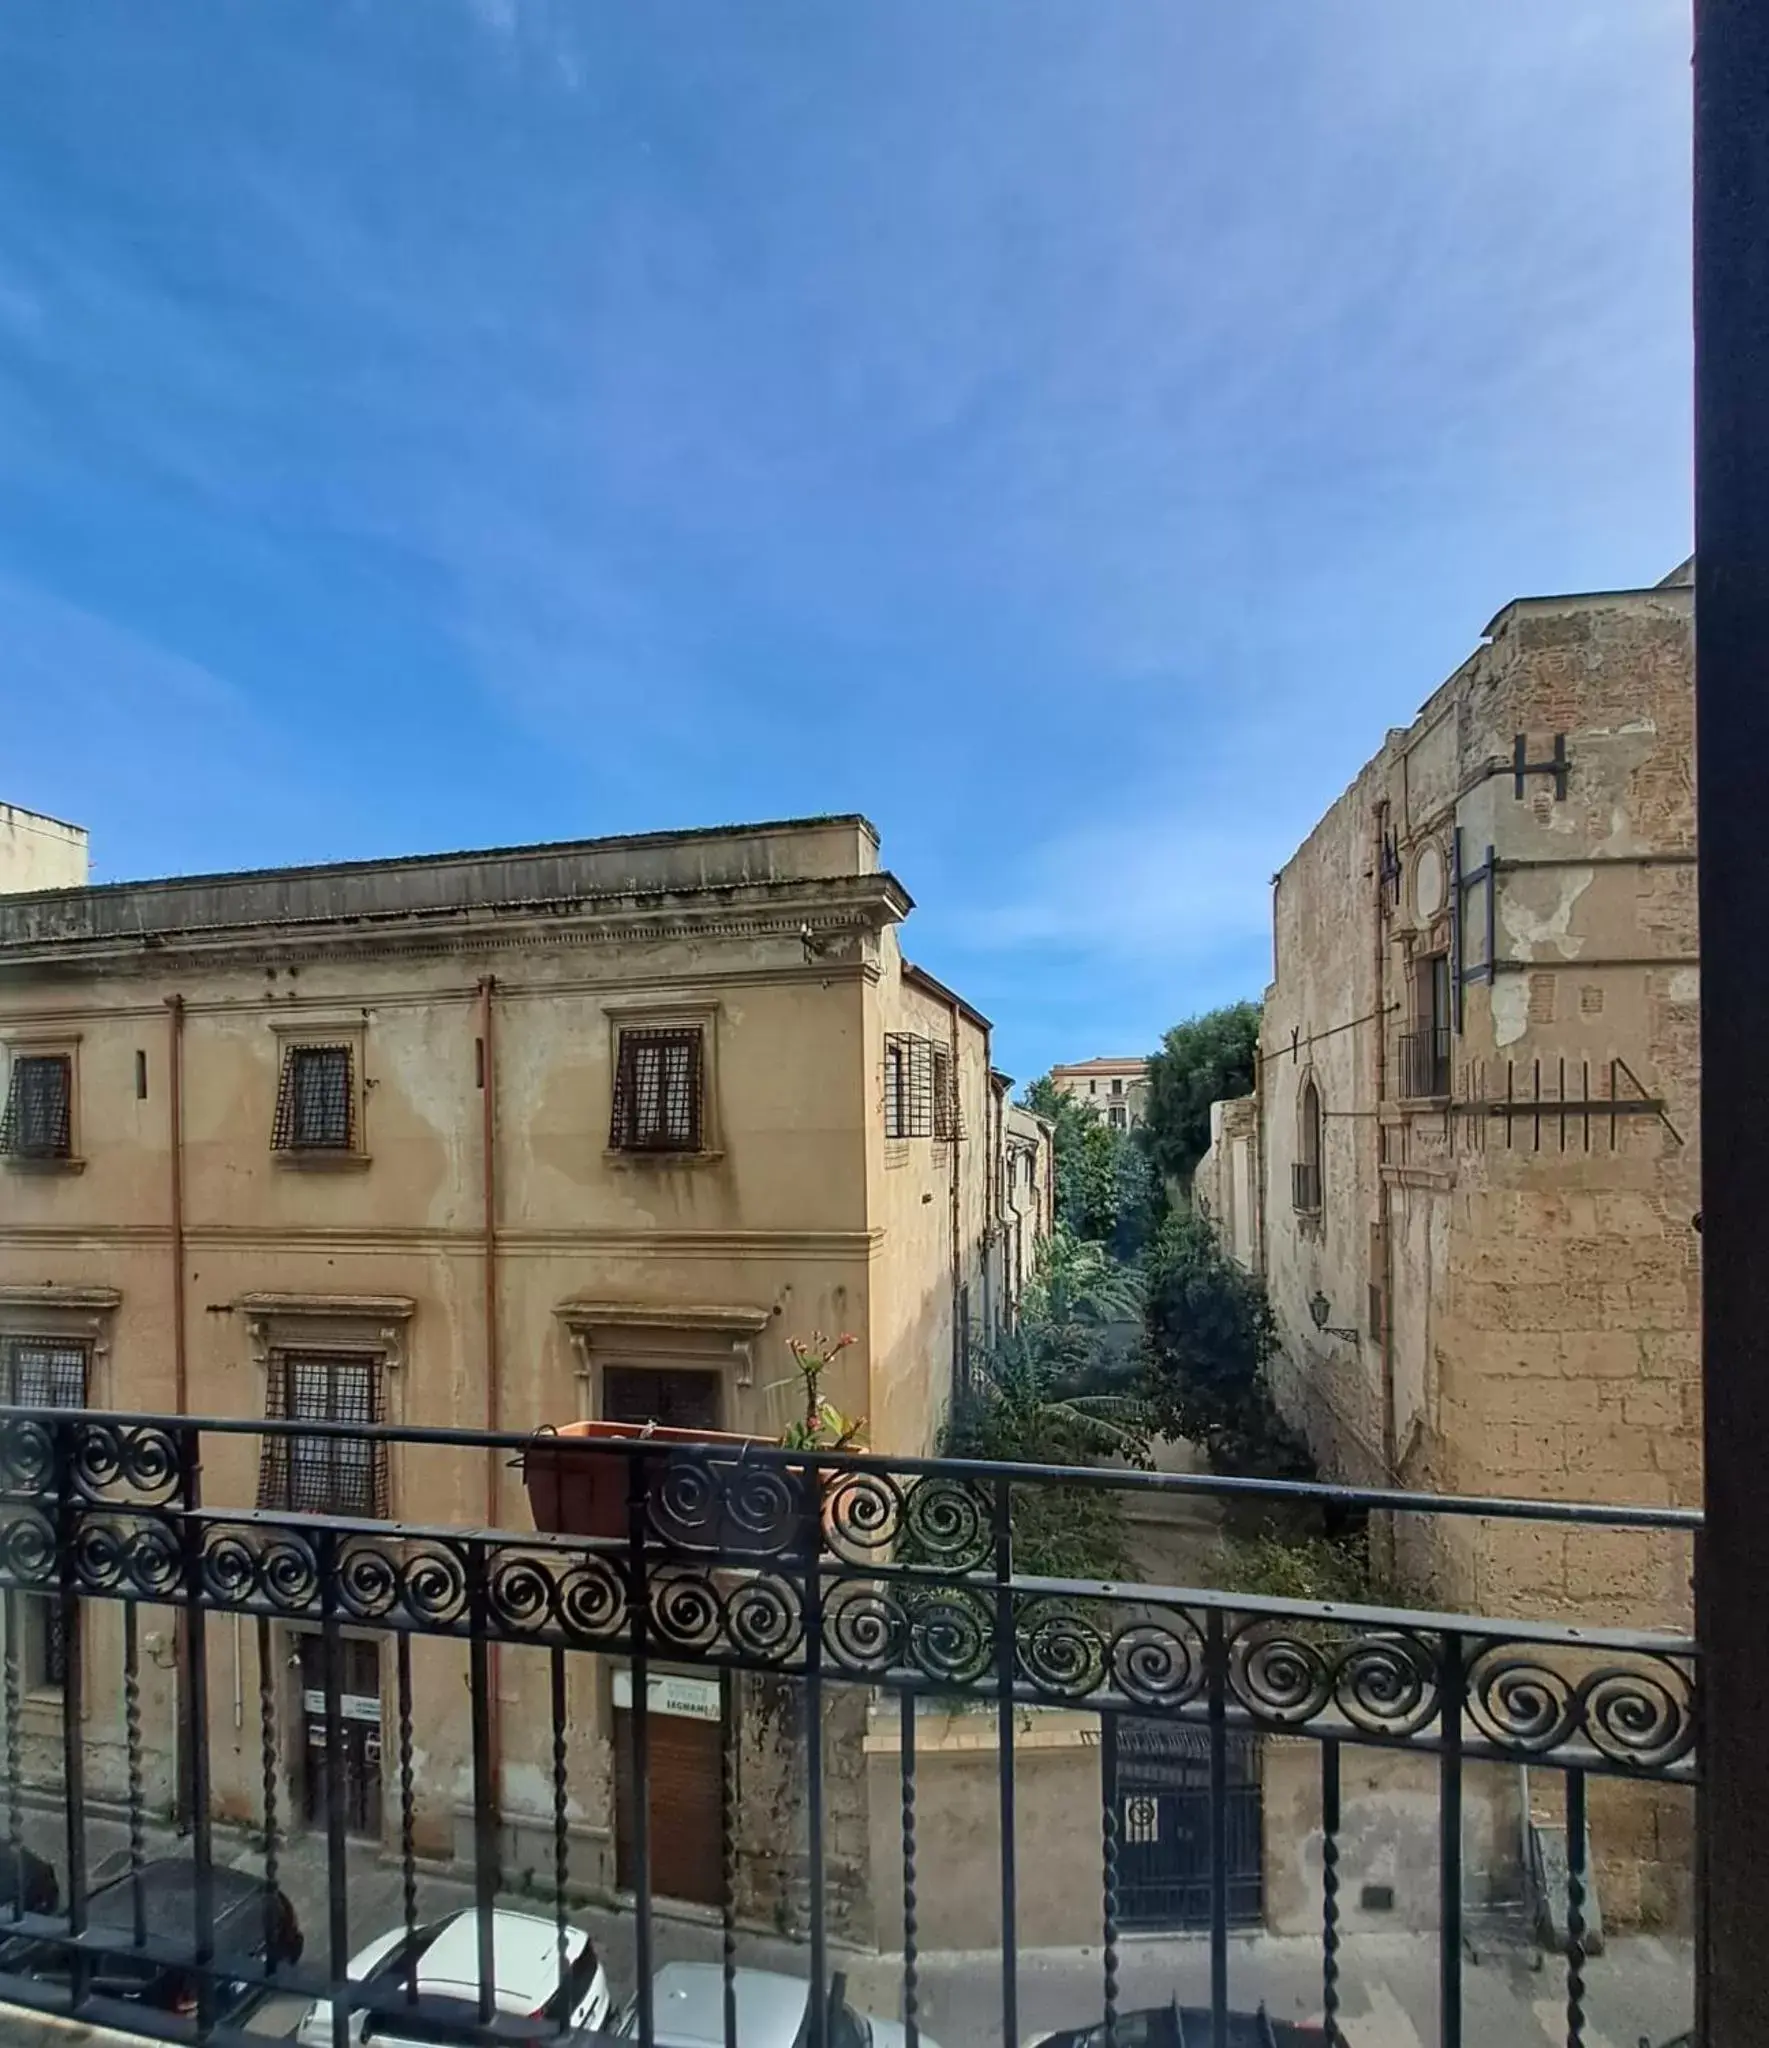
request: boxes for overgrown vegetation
[942,1227,1148,1577]
[1210,1530,1374,1604]
[1142,1207,1315,1480]
[1019,1074,1156,1251]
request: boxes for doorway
[1111,1717,1262,1931]
[299,1635,384,1840]
[613,1669,726,1906]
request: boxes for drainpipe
[165,994,191,1827]
[477,977,503,1826]
[1373,809,1397,1485]
[166,996,188,1415]
[947,998,963,1400]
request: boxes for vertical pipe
[993,1478,1018,2048]
[165,996,187,1415]
[947,998,963,1401]
[1439,1630,1464,2048]
[477,978,503,1829]
[1691,12,1769,2024]
[1321,1741,1341,2048]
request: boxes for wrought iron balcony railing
[0,1410,1699,2048]
[1398,1026,1453,1102]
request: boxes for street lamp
[1308,1290,1360,1342]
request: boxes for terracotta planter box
[521,1420,824,1552]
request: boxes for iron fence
[0,1410,1699,2048]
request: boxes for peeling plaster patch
[504,1760,580,1821]
[1618,718,1659,735]
[1492,976,1531,1047]
[1501,867,1593,961]
[1669,968,1700,1004]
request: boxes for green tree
[1141,1207,1313,1479]
[1140,1002,1262,1190]
[1021,1074,1152,1246]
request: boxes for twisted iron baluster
[257,1617,280,1979]
[1321,1740,1341,2047]
[397,1633,418,2007]
[723,1675,739,2048]
[1565,1771,1587,2048]
[900,1692,919,2048]
[4,1596,21,1925]
[552,1648,569,2034]
[1100,1725,1119,2048]
[124,1604,145,1951]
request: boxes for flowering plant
[777,1330,867,1452]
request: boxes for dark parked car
[0,1845,58,1917]
[1029,1999,1333,2048]
[0,1857,301,2021]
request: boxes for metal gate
[1110,1717,1262,1931]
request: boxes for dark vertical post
[628,1449,654,2048]
[319,1532,350,2048]
[1321,1740,1341,2047]
[396,1632,418,2007]
[551,1647,570,2033]
[124,1602,146,1954]
[1439,1630,1464,2048]
[56,1421,88,2013]
[1695,6,1769,2041]
[467,1542,499,2027]
[257,1617,281,1989]
[992,1478,1019,2048]
[722,1671,739,2048]
[804,1457,829,2048]
[3,1591,19,1927]
[1100,1713,1119,2048]
[900,1691,919,2048]
[177,1424,213,2039]
[1564,1770,1587,2048]
[1206,1609,1229,2048]
[1450,827,1465,1034]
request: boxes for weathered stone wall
[0,802,87,894]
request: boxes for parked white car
[296,1908,612,2046]
[622,1962,934,2048]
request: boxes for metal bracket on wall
[1450,834,1499,1030]
[1513,733,1570,800]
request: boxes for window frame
[0,1331,92,1699]
[609,1026,705,1155]
[1293,1074,1324,1215]
[269,1021,370,1170]
[0,1037,82,1171]
[603,1001,722,1163]
[259,1347,390,1519]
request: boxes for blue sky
[0,2,1691,1082]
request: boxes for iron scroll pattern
[0,1419,1696,1782]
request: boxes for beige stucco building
[1195,562,1699,1922]
[1049,1054,1149,1130]
[0,812,1042,1926]
[0,802,87,895]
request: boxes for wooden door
[614,1703,723,1906]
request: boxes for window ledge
[2,1155,85,1175]
[273,1150,373,1172]
[603,1148,725,1169]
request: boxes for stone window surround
[0,1031,85,1174]
[601,997,723,1166]
[0,1285,119,1720]
[554,1300,774,1420]
[269,1015,372,1172]
[239,1292,414,1516]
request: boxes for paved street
[6,1804,1693,2048]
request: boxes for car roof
[413,1911,588,2009]
[647,1964,810,2048]
[89,1860,263,1935]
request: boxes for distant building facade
[1195,563,1699,1924]
[0,812,1046,1933]
[0,802,86,894]
[1049,1054,1149,1130]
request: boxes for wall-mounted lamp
[1309,1291,1360,1342]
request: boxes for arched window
[1294,1077,1323,1212]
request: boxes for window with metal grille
[1,1335,89,1408]
[258,1351,387,1517]
[0,1055,72,1160]
[884,1033,935,1139]
[272,1044,354,1151]
[1,1338,88,1694]
[609,1027,703,1152]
